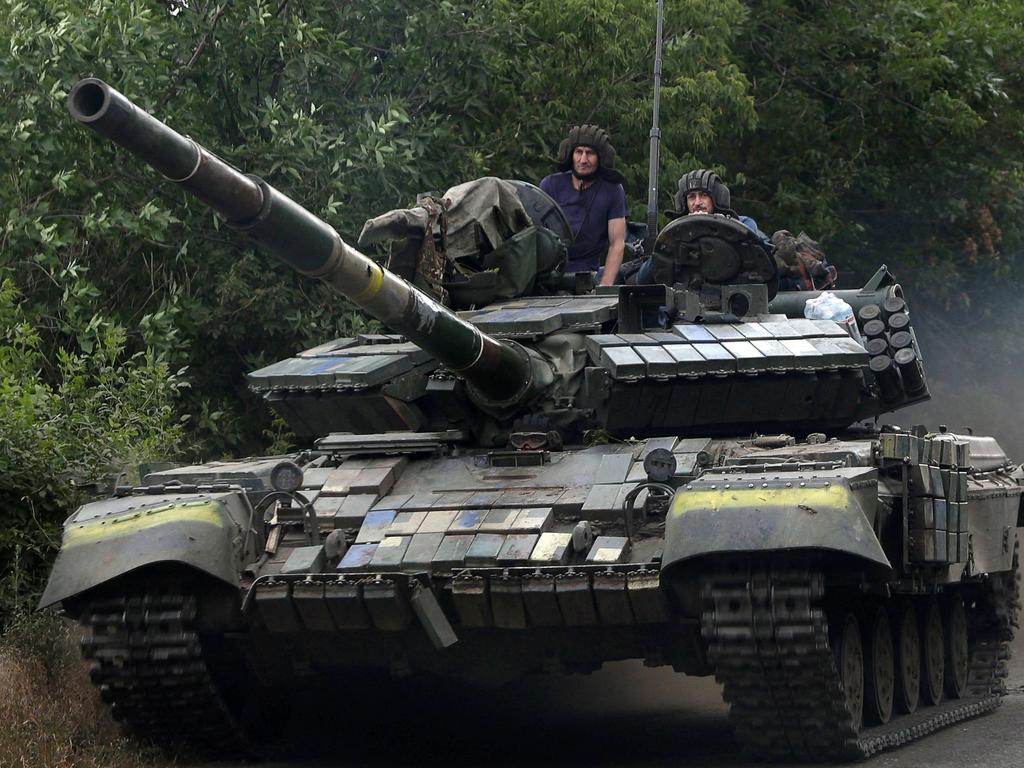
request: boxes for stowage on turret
[40,78,1022,762]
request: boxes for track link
[700,565,1014,761]
[81,587,247,756]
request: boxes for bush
[0,609,76,680]
[0,277,188,624]
[0,609,169,768]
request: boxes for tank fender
[39,491,253,609]
[661,466,891,573]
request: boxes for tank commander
[540,124,628,286]
[674,169,768,238]
[635,168,769,284]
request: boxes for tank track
[80,587,248,756]
[700,564,1016,761]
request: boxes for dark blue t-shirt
[540,171,628,272]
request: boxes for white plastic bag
[804,291,863,345]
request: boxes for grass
[0,611,171,768]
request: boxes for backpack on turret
[771,230,838,291]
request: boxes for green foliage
[728,0,1024,302]
[0,278,185,620]
[1,609,75,680]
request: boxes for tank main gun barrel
[67,78,538,410]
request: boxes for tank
[41,78,1022,761]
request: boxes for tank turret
[68,78,931,442]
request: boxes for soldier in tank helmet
[635,168,769,284]
[540,124,628,286]
[673,168,768,240]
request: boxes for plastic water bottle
[804,291,864,345]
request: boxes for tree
[728,0,1024,303]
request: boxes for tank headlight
[270,460,304,493]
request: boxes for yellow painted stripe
[63,500,227,548]
[671,484,852,516]
[353,262,384,304]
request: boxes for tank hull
[52,433,1021,760]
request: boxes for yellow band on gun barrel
[353,262,385,304]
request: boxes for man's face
[572,145,599,179]
[686,190,715,214]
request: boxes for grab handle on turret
[68,78,541,412]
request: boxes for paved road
[198,630,1023,768]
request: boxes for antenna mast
[644,0,665,256]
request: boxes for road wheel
[893,601,920,713]
[920,598,945,706]
[863,605,895,724]
[944,593,969,698]
[832,611,865,729]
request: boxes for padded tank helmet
[555,124,625,184]
[674,169,732,214]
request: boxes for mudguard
[39,490,252,608]
[661,466,891,572]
